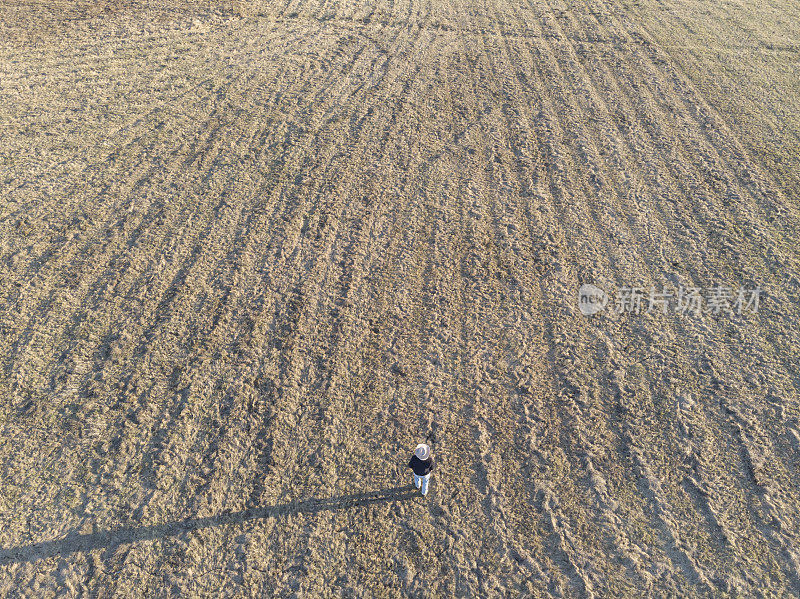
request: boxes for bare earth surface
[1,0,799,595]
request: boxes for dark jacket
[408,455,434,476]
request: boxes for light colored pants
[413,473,431,496]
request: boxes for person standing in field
[408,443,434,496]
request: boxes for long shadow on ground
[0,485,419,565]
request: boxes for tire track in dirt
[4,63,275,587]
[130,24,424,592]
[118,30,408,589]
[1,21,396,592]
[556,0,800,506]
[0,34,270,381]
[583,0,800,295]
[494,2,800,592]
[434,16,599,593]
[482,8,665,593]
[39,32,364,596]
[572,2,800,370]
[504,5,752,599]
[484,7,684,592]
[6,69,253,391]
[271,28,450,592]
[564,2,800,588]
[612,0,800,215]
[4,23,346,414]
[0,75,260,540]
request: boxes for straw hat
[414,443,430,460]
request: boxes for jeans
[413,473,431,496]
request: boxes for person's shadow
[0,485,419,565]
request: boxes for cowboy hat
[414,443,430,460]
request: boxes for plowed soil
[1,0,799,595]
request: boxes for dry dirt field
[1,0,799,596]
